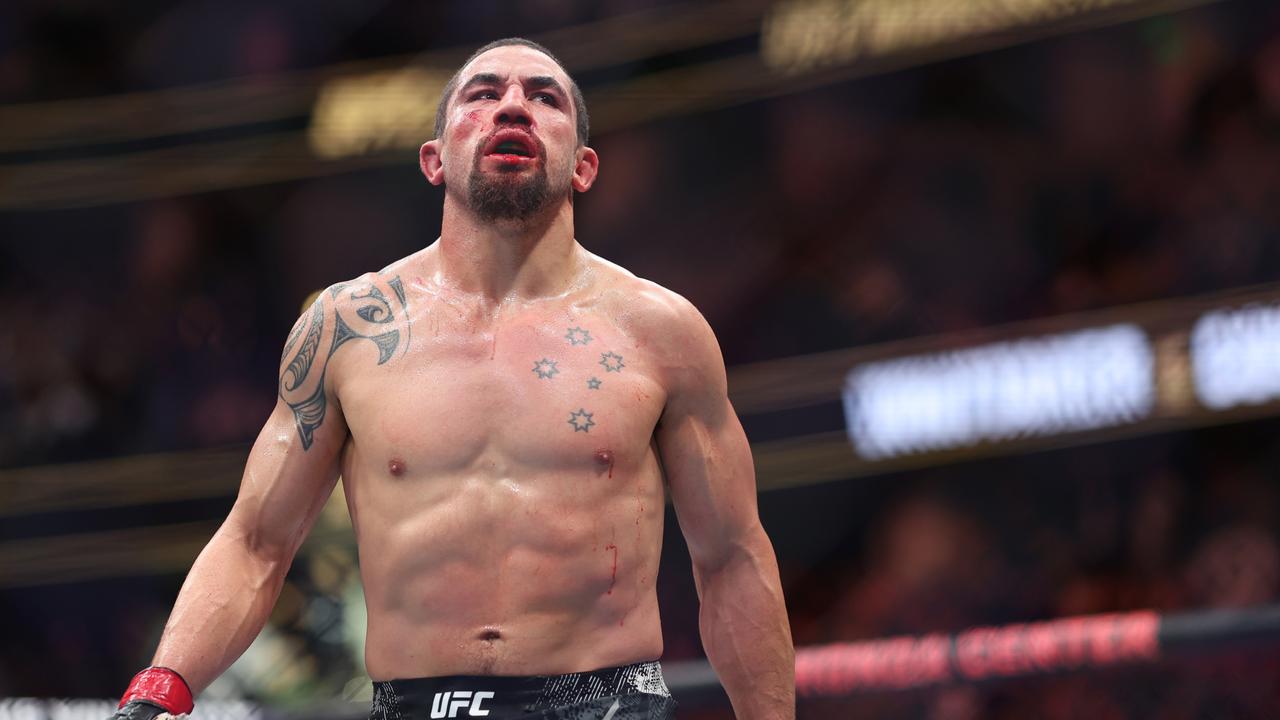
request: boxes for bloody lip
[483,153,537,167]
[482,129,540,161]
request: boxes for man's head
[434,38,589,148]
[419,38,598,223]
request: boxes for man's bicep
[228,397,345,556]
[660,398,760,565]
[225,297,350,560]
[657,320,761,573]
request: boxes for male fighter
[111,38,794,719]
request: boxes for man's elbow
[219,512,301,573]
[691,523,779,582]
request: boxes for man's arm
[653,294,795,720]
[149,401,346,691]
[115,295,350,717]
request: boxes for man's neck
[435,193,582,304]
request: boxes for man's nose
[493,86,533,127]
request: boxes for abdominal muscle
[344,451,667,680]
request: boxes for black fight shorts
[369,660,677,719]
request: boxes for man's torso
[323,248,678,680]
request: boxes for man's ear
[420,139,445,185]
[571,146,599,193]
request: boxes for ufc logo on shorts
[430,690,495,718]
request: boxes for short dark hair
[433,38,589,147]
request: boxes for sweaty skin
[150,43,794,719]
[341,252,674,678]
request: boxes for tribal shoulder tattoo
[278,274,410,449]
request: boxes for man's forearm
[150,523,291,694]
[697,532,795,720]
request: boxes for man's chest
[334,306,668,474]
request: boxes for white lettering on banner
[843,324,1154,459]
[1191,303,1280,410]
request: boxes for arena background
[3,0,1280,717]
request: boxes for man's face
[437,46,581,221]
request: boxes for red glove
[109,667,194,719]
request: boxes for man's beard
[467,157,561,222]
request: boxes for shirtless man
[110,38,794,720]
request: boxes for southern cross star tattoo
[568,408,596,432]
[587,377,602,390]
[599,351,625,373]
[565,326,592,346]
[532,358,560,379]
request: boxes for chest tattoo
[525,326,636,435]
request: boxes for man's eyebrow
[526,76,566,96]
[458,72,501,94]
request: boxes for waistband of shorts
[371,660,670,716]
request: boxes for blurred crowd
[1,0,1280,717]
[764,422,1280,719]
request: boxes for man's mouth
[483,131,538,162]
[492,141,533,157]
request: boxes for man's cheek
[452,109,485,139]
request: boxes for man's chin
[469,191,553,223]
[466,174,559,222]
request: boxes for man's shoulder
[287,269,411,371]
[591,257,706,338]
[587,255,717,368]
[316,268,410,316]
